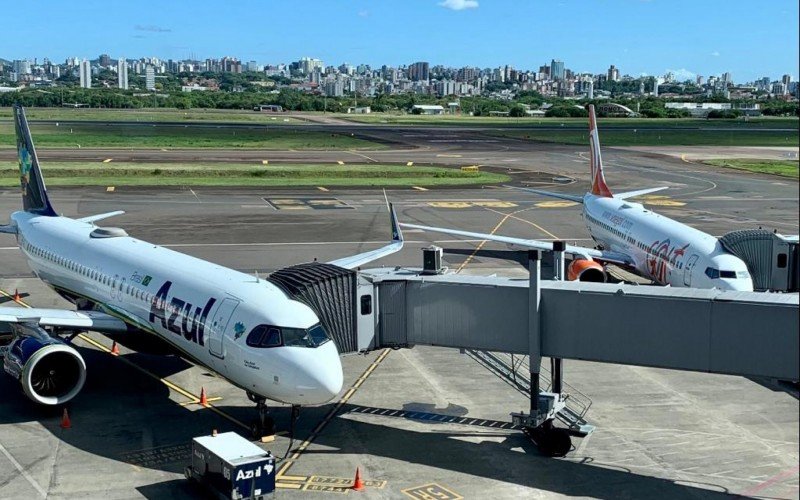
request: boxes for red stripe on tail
[587,105,613,198]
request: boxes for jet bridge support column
[511,249,572,456]
[528,250,542,415]
[551,241,565,394]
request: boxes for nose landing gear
[248,391,275,439]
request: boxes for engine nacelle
[567,258,607,283]
[3,328,86,405]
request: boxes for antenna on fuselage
[254,270,260,282]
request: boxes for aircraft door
[684,254,699,286]
[208,298,240,359]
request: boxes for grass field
[704,159,799,179]
[485,128,800,147]
[0,162,509,187]
[0,122,384,149]
[341,113,800,129]
[0,107,306,124]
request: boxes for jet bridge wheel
[528,422,572,457]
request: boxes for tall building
[607,64,619,82]
[652,77,660,97]
[79,59,91,88]
[781,74,792,95]
[12,59,31,75]
[550,59,565,81]
[696,75,704,86]
[639,80,645,95]
[408,61,430,82]
[99,53,111,67]
[117,58,128,90]
[145,66,155,90]
[586,80,594,99]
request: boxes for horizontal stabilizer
[78,211,126,224]
[615,187,669,200]
[504,185,584,203]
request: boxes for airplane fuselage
[582,194,753,291]
[11,211,343,405]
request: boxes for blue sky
[5,0,798,82]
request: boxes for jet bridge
[358,256,798,381]
[272,249,798,456]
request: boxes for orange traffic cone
[199,387,208,406]
[110,341,120,355]
[352,467,365,491]
[60,408,71,429]
[13,289,20,302]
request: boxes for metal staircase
[465,349,595,435]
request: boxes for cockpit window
[705,267,741,280]
[245,323,330,348]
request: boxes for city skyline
[2,0,797,82]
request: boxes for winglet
[327,198,404,270]
[389,202,403,244]
[13,105,57,216]
[587,104,613,198]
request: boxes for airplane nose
[296,341,343,404]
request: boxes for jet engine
[567,258,607,282]
[2,327,86,405]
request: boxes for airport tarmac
[0,137,798,498]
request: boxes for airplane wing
[328,202,404,270]
[400,222,633,266]
[614,187,669,200]
[0,307,130,333]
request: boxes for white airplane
[402,105,754,292]
[0,105,404,437]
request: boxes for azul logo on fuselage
[149,281,216,346]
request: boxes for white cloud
[358,10,369,17]
[439,0,479,11]
[710,51,720,57]
[666,68,696,81]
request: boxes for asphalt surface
[0,132,797,499]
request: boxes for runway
[0,133,797,498]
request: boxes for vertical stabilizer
[13,105,57,216]
[587,105,613,198]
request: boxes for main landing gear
[247,391,276,439]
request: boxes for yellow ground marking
[643,199,687,206]
[276,349,391,479]
[102,158,113,163]
[535,200,578,208]
[474,201,517,208]
[482,206,561,240]
[436,154,462,158]
[178,397,222,406]
[337,160,345,165]
[317,186,329,192]
[160,148,168,152]
[638,195,669,200]
[0,288,250,432]
[428,202,471,208]
[412,186,428,191]
[261,160,269,165]
[680,154,693,163]
[406,161,414,166]
[455,207,533,273]
[271,199,303,204]
[402,483,463,500]
[460,165,480,172]
[276,483,303,490]
[106,186,115,192]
